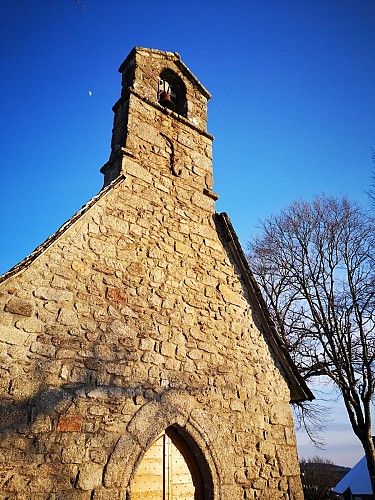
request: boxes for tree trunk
[361,433,375,496]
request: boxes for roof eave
[215,212,314,403]
[0,176,125,285]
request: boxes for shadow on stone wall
[0,356,219,499]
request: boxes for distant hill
[333,464,351,479]
[300,460,351,499]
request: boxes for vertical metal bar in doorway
[163,433,172,500]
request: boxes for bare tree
[247,195,375,493]
[300,455,343,499]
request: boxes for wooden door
[131,430,198,499]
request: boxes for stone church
[0,47,313,499]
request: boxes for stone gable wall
[0,172,302,499]
[0,48,304,499]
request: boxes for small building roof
[334,455,373,496]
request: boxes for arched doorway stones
[104,390,223,499]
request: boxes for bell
[159,91,175,111]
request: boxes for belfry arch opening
[130,426,210,499]
[158,69,187,117]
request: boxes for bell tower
[0,46,309,499]
[100,47,218,210]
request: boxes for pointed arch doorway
[131,426,204,499]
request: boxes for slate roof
[0,175,125,285]
[215,212,314,403]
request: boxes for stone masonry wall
[0,48,304,499]
[0,174,302,498]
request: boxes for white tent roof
[334,456,373,495]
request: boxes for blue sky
[1,0,374,467]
